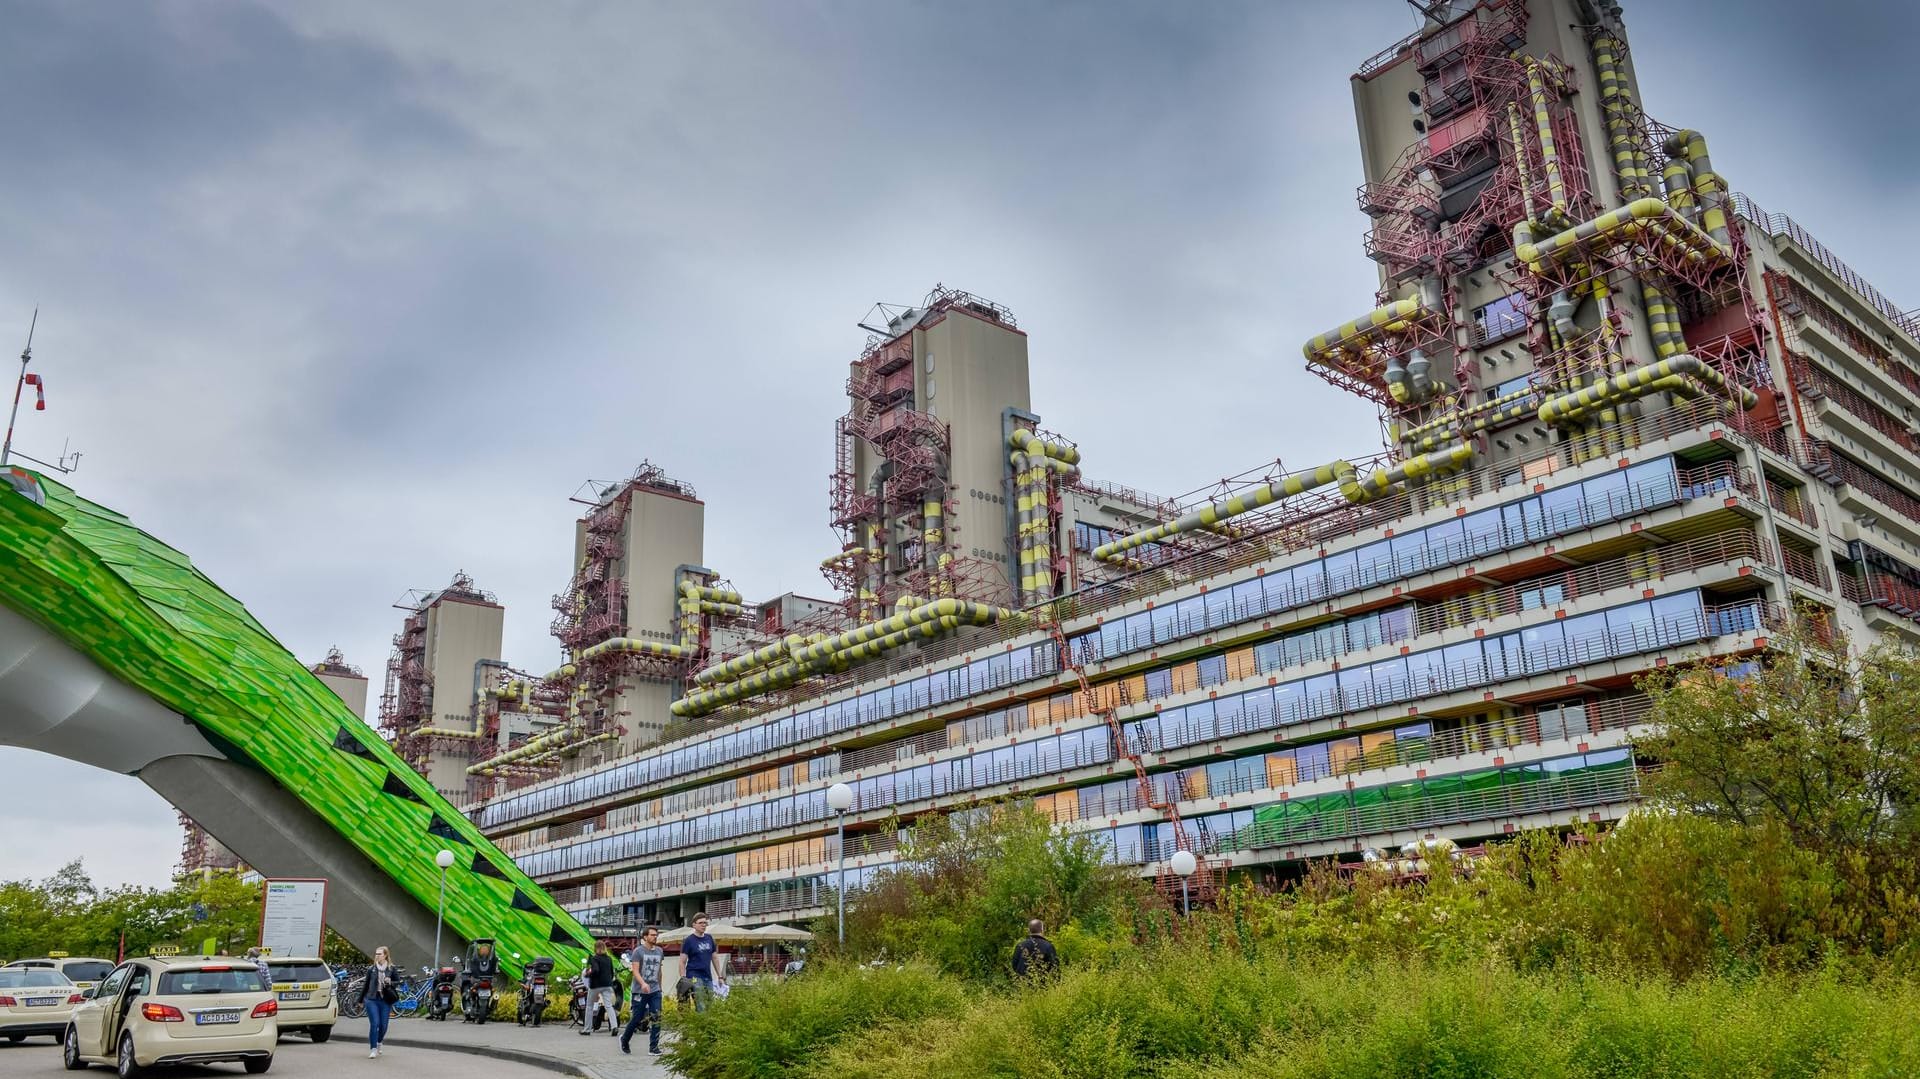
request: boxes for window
[93,965,129,1001]
[266,962,331,984]
[159,967,266,995]
[61,961,113,985]
[1474,292,1527,344]
[0,971,69,988]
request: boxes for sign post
[260,879,328,959]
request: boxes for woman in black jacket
[358,947,403,1058]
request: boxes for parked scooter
[461,938,500,1025]
[428,961,458,1021]
[566,965,588,1028]
[517,955,554,1027]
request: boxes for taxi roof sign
[150,945,181,957]
[47,951,69,958]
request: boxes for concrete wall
[315,671,369,720]
[920,309,1031,601]
[423,596,505,798]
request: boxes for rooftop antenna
[2,307,41,469]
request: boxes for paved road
[0,1028,594,1077]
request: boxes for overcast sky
[1,0,1916,890]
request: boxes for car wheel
[115,1033,141,1079]
[62,1026,86,1071]
[244,1055,272,1074]
[309,1027,331,1044]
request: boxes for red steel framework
[379,571,496,772]
[827,286,1019,613]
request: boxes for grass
[672,956,1920,1079]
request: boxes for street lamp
[434,849,456,968]
[1170,850,1197,918]
[826,782,854,947]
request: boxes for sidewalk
[339,1012,675,1079]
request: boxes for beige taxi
[61,956,277,1076]
[4,957,117,994]
[263,957,336,1042]
[0,967,87,1044]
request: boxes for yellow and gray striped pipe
[1537,355,1759,426]
[1339,443,1477,504]
[1091,461,1355,564]
[1515,198,1730,274]
[1664,129,1730,247]
[672,598,1013,717]
[1523,58,1570,218]
[1590,34,1653,199]
[1009,429,1080,607]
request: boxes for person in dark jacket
[1011,919,1059,980]
[582,941,618,1035]
[358,946,402,1058]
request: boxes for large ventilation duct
[1303,299,1444,405]
[1515,198,1730,274]
[1590,33,1653,199]
[1537,355,1758,426]
[1522,58,1570,220]
[1092,444,1478,566]
[672,598,1014,718]
[1008,429,1079,607]
[1664,129,1730,247]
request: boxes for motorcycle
[517,955,554,1027]
[428,963,458,1021]
[566,967,588,1028]
[462,972,494,1024]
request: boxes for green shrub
[806,955,1920,1079]
[668,961,968,1079]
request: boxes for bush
[829,803,1150,983]
[668,962,968,1079]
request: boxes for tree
[832,803,1149,982]
[1639,622,1920,858]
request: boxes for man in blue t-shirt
[680,912,725,1012]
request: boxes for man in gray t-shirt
[620,927,666,1056]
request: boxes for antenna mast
[1,308,39,468]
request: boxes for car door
[74,964,129,1057]
[102,963,151,1052]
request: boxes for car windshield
[0,971,72,988]
[62,961,113,983]
[267,962,331,982]
[158,969,269,995]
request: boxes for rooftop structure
[454,0,1920,936]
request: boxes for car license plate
[195,1011,241,1025]
[532,987,546,1000]
[25,997,60,1007]
[279,991,310,1001]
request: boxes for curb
[378,1035,589,1076]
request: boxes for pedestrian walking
[620,926,665,1056]
[1011,919,1059,981]
[244,947,270,985]
[359,946,402,1059]
[581,941,617,1036]
[681,913,726,1012]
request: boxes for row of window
[1067,458,1683,667]
[514,725,1114,879]
[557,748,1640,920]
[521,587,1737,884]
[1122,591,1736,756]
[482,456,1691,831]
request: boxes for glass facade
[481,457,1684,832]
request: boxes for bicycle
[335,969,366,1019]
[388,969,433,1017]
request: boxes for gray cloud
[0,0,1914,884]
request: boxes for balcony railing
[1738,195,1920,347]
[1218,763,1643,855]
[1789,354,1920,455]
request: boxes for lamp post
[433,849,456,968]
[826,783,854,947]
[1170,850,1197,918]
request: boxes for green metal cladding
[0,468,592,975]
